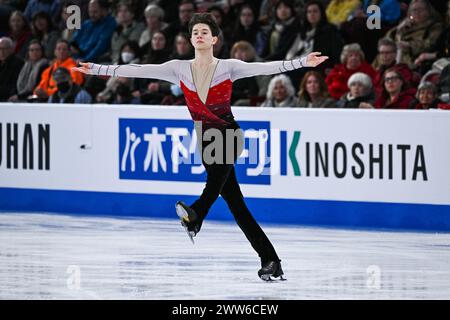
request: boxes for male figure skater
[73,13,328,281]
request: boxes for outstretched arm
[72,60,179,85]
[229,52,329,81]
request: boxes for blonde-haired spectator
[386,0,443,68]
[326,43,376,100]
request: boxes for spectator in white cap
[337,72,375,108]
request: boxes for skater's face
[190,23,217,50]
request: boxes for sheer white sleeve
[86,60,179,84]
[228,56,308,81]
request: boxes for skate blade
[182,222,195,244]
[260,274,286,282]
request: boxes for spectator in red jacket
[372,38,420,97]
[409,82,440,109]
[325,43,376,100]
[361,69,416,109]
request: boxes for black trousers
[190,123,280,265]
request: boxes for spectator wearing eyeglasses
[372,38,420,97]
[360,69,416,109]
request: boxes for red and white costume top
[88,57,308,129]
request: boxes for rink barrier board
[0,187,449,232]
[1,104,449,232]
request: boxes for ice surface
[0,213,449,299]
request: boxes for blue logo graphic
[119,119,271,185]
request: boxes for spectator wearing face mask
[0,37,24,101]
[110,1,145,65]
[48,67,92,103]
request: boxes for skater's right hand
[71,62,93,75]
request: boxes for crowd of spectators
[0,0,449,109]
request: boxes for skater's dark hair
[188,13,220,37]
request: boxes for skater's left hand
[72,62,94,75]
[305,52,329,67]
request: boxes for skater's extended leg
[220,167,280,265]
[189,163,234,230]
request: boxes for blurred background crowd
[0,0,449,109]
